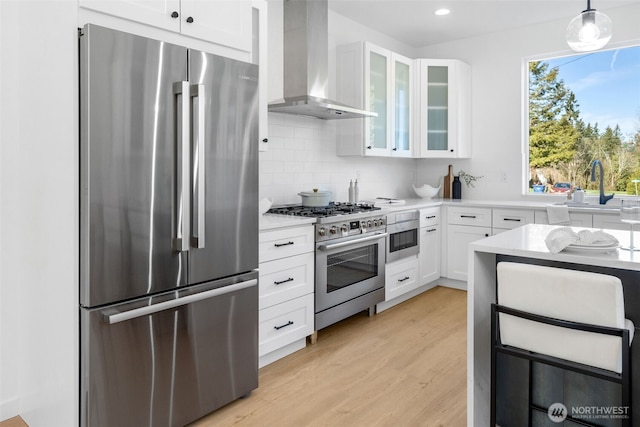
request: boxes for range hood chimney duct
[268,0,376,120]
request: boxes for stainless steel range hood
[268,0,376,120]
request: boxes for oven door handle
[317,233,388,251]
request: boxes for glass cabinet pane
[395,60,410,152]
[369,51,388,149]
[427,65,449,151]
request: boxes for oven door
[315,232,387,312]
[386,220,420,263]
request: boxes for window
[527,45,640,195]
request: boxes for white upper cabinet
[79,0,252,52]
[336,42,413,157]
[415,59,471,158]
[252,0,269,151]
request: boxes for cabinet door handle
[262,138,268,143]
[274,320,294,330]
[367,145,372,149]
[186,16,194,23]
[398,276,410,282]
[425,215,436,219]
[426,228,437,233]
[274,241,294,247]
[485,233,489,237]
[503,218,521,222]
[171,11,179,18]
[274,277,294,285]
[460,215,477,219]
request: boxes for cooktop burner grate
[267,202,380,218]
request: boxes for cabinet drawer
[534,211,593,227]
[259,226,314,262]
[492,209,534,230]
[419,207,440,228]
[385,256,419,301]
[259,252,314,310]
[447,206,492,227]
[259,294,314,357]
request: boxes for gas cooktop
[267,202,381,219]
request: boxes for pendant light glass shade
[566,1,612,52]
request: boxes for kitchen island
[467,224,640,426]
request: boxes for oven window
[326,244,378,293]
[389,229,418,253]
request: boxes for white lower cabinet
[445,206,492,283]
[385,255,420,301]
[419,207,440,285]
[534,211,593,227]
[446,224,491,282]
[593,213,627,230]
[258,225,314,367]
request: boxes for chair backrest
[497,262,627,372]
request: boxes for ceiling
[328,0,636,48]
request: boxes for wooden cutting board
[443,165,453,198]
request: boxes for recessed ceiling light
[435,8,450,16]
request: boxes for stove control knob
[367,220,373,228]
[329,226,338,235]
[340,224,348,233]
[372,219,378,227]
[379,218,385,226]
[318,227,326,236]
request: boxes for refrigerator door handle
[104,278,257,324]
[173,81,191,252]
[191,84,205,249]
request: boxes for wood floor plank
[190,286,467,427]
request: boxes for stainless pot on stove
[298,189,331,207]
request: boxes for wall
[0,1,79,425]
[414,3,640,202]
[262,2,422,206]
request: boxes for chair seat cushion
[497,262,633,373]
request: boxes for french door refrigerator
[79,24,259,427]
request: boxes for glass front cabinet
[336,42,413,157]
[415,59,471,158]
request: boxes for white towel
[546,204,570,225]
[544,227,619,253]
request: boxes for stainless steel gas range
[267,203,388,331]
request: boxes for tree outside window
[528,45,640,195]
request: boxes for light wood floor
[191,286,467,427]
[0,286,466,427]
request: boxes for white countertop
[259,213,316,231]
[383,197,621,213]
[470,223,640,271]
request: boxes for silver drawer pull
[274,320,294,330]
[274,277,294,285]
[274,241,294,247]
[398,276,410,282]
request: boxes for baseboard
[0,397,20,423]
[258,338,306,368]
[376,281,439,313]
[437,277,467,291]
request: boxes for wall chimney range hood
[268,0,376,120]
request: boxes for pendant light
[566,0,612,52]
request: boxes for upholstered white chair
[491,262,634,427]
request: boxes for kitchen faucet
[590,160,614,205]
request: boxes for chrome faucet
[590,160,614,205]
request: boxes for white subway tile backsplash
[261,113,418,206]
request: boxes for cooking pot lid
[299,189,331,196]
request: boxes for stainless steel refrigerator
[79,24,259,427]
